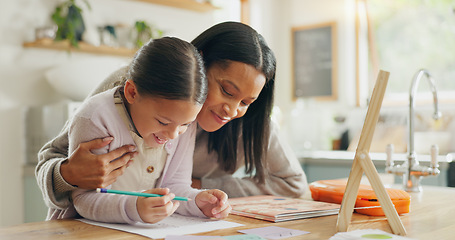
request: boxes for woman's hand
[136,188,180,224]
[60,137,137,189]
[195,189,231,219]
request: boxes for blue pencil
[96,188,190,201]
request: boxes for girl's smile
[153,134,168,145]
[124,80,201,148]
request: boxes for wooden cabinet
[23,0,219,56]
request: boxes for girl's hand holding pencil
[135,188,179,224]
[195,189,232,219]
[96,187,231,221]
[96,188,190,201]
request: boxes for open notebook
[229,195,340,222]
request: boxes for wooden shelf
[131,0,219,12]
[23,38,137,57]
[23,1,220,56]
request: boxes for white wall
[247,0,357,150]
[0,0,58,227]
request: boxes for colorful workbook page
[229,195,340,222]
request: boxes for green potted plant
[133,20,163,48]
[51,0,91,48]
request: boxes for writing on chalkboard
[292,22,337,100]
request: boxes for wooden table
[1,185,454,240]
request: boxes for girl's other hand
[195,189,231,219]
[136,188,179,224]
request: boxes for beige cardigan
[193,122,308,198]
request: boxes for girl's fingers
[211,200,231,216]
[140,189,175,208]
[143,188,170,196]
[138,199,180,223]
[210,201,232,219]
[214,203,232,219]
[149,198,179,215]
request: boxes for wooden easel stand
[336,70,407,235]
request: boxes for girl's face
[124,80,201,148]
[197,61,266,132]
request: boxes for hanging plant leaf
[133,20,164,48]
[51,0,91,48]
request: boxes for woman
[190,22,307,197]
[36,22,308,214]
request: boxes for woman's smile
[211,111,231,125]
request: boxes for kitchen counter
[298,150,453,187]
[299,150,453,165]
[3,185,455,239]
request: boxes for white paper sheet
[78,214,244,239]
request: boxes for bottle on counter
[331,115,349,150]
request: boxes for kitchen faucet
[385,69,442,192]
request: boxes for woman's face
[124,80,201,148]
[197,61,266,132]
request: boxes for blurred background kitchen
[1,0,454,227]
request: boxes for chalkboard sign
[292,22,337,100]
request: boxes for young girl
[59,37,230,224]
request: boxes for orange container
[309,179,410,216]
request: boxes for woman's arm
[194,122,309,198]
[68,114,142,223]
[35,122,135,209]
[35,124,74,209]
[35,67,133,209]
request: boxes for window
[361,0,455,105]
